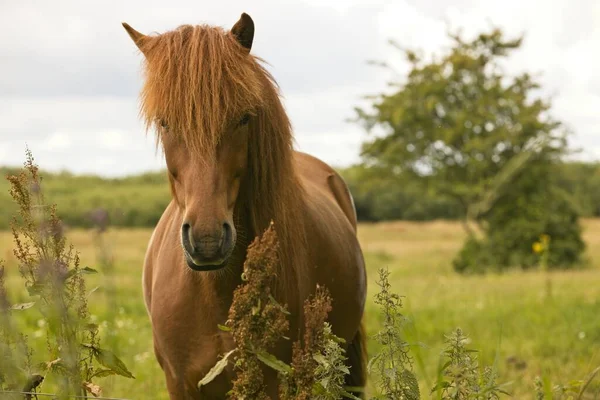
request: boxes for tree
[354,27,585,271]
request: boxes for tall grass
[0,150,134,399]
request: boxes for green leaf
[26,283,44,296]
[400,369,421,400]
[340,387,364,400]
[217,324,231,332]
[328,334,346,345]
[91,369,119,379]
[255,350,292,374]
[197,349,236,388]
[313,353,328,365]
[578,366,600,399]
[439,359,452,372]
[92,347,135,379]
[88,286,100,297]
[67,266,98,280]
[11,302,35,310]
[431,380,451,393]
[343,386,365,393]
[268,294,290,315]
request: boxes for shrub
[453,162,586,273]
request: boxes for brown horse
[122,13,367,399]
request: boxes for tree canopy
[354,28,569,231]
[353,27,584,272]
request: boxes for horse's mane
[137,23,308,300]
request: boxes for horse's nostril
[182,222,233,262]
[222,222,233,253]
[181,223,193,249]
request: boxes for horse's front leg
[153,346,200,399]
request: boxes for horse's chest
[148,275,236,395]
[152,305,236,396]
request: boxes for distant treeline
[1,161,599,229]
[344,161,600,222]
[0,167,170,229]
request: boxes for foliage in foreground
[368,268,419,399]
[201,223,356,399]
[0,151,134,399]
[203,225,600,399]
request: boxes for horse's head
[158,111,250,272]
[123,14,266,271]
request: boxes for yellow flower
[532,242,543,254]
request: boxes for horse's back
[293,151,358,229]
[293,151,366,332]
[294,151,368,394]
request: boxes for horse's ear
[231,13,254,53]
[122,22,149,56]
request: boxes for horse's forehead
[161,127,230,156]
[142,26,267,155]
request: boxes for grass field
[2,219,600,399]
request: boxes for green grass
[0,167,171,229]
[2,220,600,398]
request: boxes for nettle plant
[198,223,356,399]
[0,150,134,399]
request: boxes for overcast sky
[1,0,599,177]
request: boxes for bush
[453,162,586,273]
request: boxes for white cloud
[1,0,599,176]
[42,132,72,151]
[97,131,128,150]
[295,129,366,167]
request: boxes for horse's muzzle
[181,222,234,271]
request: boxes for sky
[1,0,599,177]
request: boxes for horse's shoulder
[143,201,179,312]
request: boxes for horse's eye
[159,119,168,129]
[239,114,250,127]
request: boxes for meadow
[1,219,599,399]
